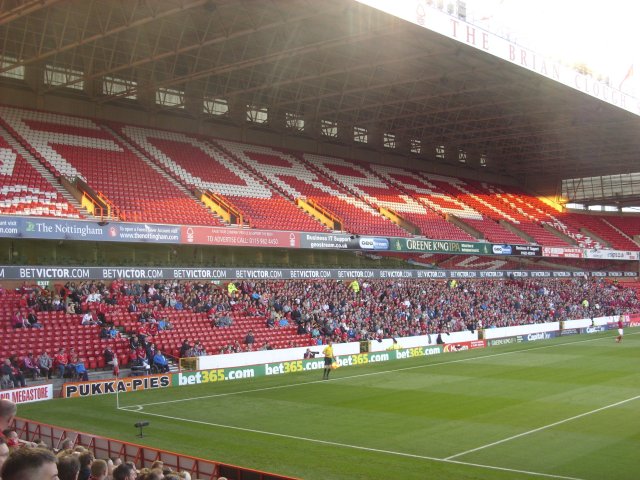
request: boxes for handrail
[202,190,245,226]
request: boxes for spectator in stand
[81,311,100,326]
[65,348,80,378]
[108,324,119,338]
[57,453,81,480]
[178,340,191,358]
[145,343,156,364]
[78,452,94,480]
[38,352,53,379]
[26,309,42,329]
[103,347,115,369]
[127,300,138,313]
[56,438,74,455]
[22,353,39,380]
[278,316,289,327]
[244,330,255,346]
[2,430,36,450]
[1,448,58,480]
[212,313,232,328]
[51,295,64,312]
[157,317,172,331]
[0,400,17,433]
[112,462,137,480]
[86,289,101,303]
[105,458,120,480]
[95,300,108,325]
[54,348,68,378]
[74,362,89,382]
[1,359,25,389]
[89,459,108,480]
[11,311,28,329]
[188,341,206,357]
[129,336,141,352]
[152,351,170,373]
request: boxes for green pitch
[18,331,640,480]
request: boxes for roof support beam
[0,0,63,25]
[41,3,337,93]
[0,0,210,74]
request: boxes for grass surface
[18,330,640,480]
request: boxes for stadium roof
[1,0,639,200]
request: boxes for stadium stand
[0,291,130,372]
[109,123,327,232]
[605,216,640,239]
[561,212,640,251]
[2,276,639,387]
[301,152,475,239]
[0,129,81,219]
[366,164,477,241]
[483,183,602,248]
[0,3,638,480]
[213,139,411,237]
[0,105,635,251]
[415,175,528,244]
[0,106,222,226]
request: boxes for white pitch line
[128,332,622,409]
[131,409,585,480]
[116,332,637,480]
[445,392,640,460]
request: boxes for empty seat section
[485,183,601,248]
[214,139,406,236]
[0,106,219,226]
[302,153,473,239]
[561,213,640,251]
[423,177,525,244]
[0,133,81,218]
[111,124,325,232]
[605,216,640,240]
[368,164,477,241]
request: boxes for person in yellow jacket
[322,341,336,380]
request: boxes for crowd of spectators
[2,277,639,384]
[0,397,208,480]
[105,276,640,351]
[212,277,640,345]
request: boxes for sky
[465,0,638,93]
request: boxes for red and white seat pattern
[418,175,526,244]
[483,183,602,248]
[0,106,219,225]
[303,154,475,239]
[0,133,81,218]
[112,124,326,232]
[465,182,569,246]
[215,139,408,236]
